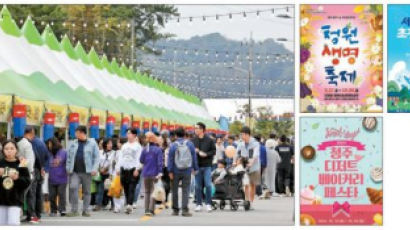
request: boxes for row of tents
[0,6,223,140]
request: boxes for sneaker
[145,211,153,216]
[93,206,102,211]
[114,209,120,213]
[249,203,255,211]
[29,217,40,224]
[285,186,291,197]
[206,204,212,212]
[181,211,192,217]
[194,205,202,212]
[132,203,138,209]
[66,212,79,217]
[171,210,179,216]
[21,218,30,223]
[125,205,132,214]
[82,212,91,217]
[60,212,66,217]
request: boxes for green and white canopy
[0,6,219,128]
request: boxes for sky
[160,5,295,119]
[160,5,294,51]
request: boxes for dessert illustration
[300,185,322,205]
[367,187,383,205]
[301,145,316,160]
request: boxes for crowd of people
[0,123,294,225]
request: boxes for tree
[229,121,243,136]
[7,5,68,37]
[400,86,410,102]
[7,4,179,66]
[255,120,294,139]
[255,105,273,120]
[388,80,400,93]
[236,103,251,119]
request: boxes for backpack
[174,140,192,170]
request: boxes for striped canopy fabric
[0,6,219,129]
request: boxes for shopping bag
[91,181,97,193]
[152,180,166,202]
[108,176,122,198]
[104,178,112,190]
[92,172,102,182]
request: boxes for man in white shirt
[116,128,142,214]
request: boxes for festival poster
[300,117,383,226]
[387,5,410,112]
[300,5,383,113]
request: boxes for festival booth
[0,6,222,143]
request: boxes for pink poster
[300,5,383,113]
[300,117,383,226]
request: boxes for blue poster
[388,5,410,112]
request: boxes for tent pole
[64,105,69,149]
[7,95,15,139]
[39,102,45,141]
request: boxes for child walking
[0,140,31,225]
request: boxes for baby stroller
[211,170,251,211]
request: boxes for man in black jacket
[192,122,215,212]
[275,135,294,197]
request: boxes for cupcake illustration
[300,185,322,205]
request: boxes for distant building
[388,91,400,106]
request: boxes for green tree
[400,86,410,102]
[229,120,243,136]
[236,103,251,119]
[7,5,67,37]
[255,105,273,121]
[7,4,178,66]
[388,80,400,93]
[255,120,294,139]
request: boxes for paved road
[33,196,294,226]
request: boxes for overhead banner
[160,121,169,131]
[300,117,383,226]
[68,105,89,126]
[300,5,383,113]
[132,115,141,135]
[15,97,44,125]
[121,115,131,137]
[0,95,12,122]
[43,112,56,141]
[108,112,122,129]
[45,102,68,127]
